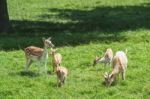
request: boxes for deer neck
[98,57,105,63]
[112,64,120,75]
[42,46,48,58]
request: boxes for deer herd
[24,37,128,87]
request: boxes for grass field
[0,0,150,98]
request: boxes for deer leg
[122,71,126,80]
[57,79,61,87]
[44,59,47,73]
[37,62,41,74]
[115,75,119,82]
[57,78,59,87]
[60,81,63,87]
[62,77,66,84]
[52,63,55,72]
[25,59,32,71]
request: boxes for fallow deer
[55,65,68,87]
[93,48,113,66]
[50,48,62,72]
[103,51,128,86]
[24,37,54,73]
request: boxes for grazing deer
[24,37,54,73]
[93,48,113,66]
[50,48,62,72]
[103,51,128,86]
[56,65,68,87]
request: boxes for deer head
[43,37,54,48]
[50,48,58,55]
[103,72,115,86]
[93,56,101,66]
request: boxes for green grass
[0,0,150,98]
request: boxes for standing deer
[24,37,54,73]
[50,48,62,72]
[103,50,128,86]
[93,48,113,66]
[55,65,68,87]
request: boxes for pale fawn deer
[103,50,128,86]
[50,48,62,72]
[55,65,68,87]
[24,37,54,73]
[93,48,113,66]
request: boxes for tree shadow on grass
[41,4,150,32]
[1,3,150,50]
[18,71,39,77]
[11,3,150,34]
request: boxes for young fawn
[50,48,62,72]
[55,65,68,87]
[93,48,113,66]
[103,51,128,86]
[24,37,54,73]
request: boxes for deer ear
[48,37,51,40]
[103,74,107,78]
[109,74,114,79]
[42,37,46,41]
[103,72,108,78]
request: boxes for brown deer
[24,37,54,73]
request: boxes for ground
[0,0,150,98]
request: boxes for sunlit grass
[0,42,150,98]
[0,0,150,98]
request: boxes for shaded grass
[1,0,149,50]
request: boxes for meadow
[0,0,150,98]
